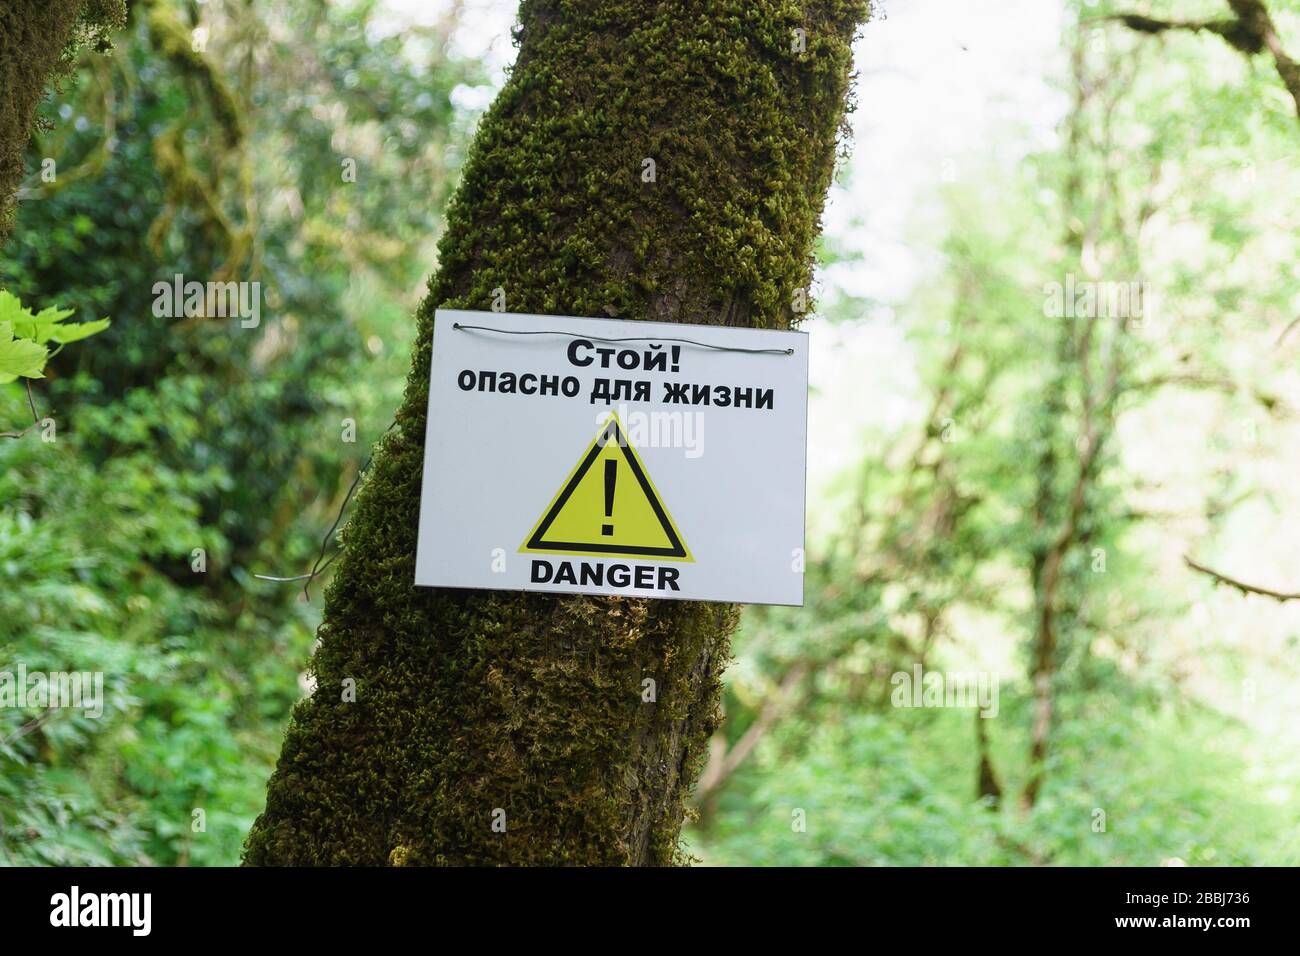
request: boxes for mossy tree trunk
[245,0,868,866]
[0,0,124,246]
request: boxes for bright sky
[810,0,1068,519]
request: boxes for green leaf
[0,290,24,324]
[0,325,48,379]
[12,304,88,344]
[0,292,109,371]
[18,304,78,343]
[48,317,111,344]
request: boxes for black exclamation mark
[602,459,617,536]
[670,345,680,372]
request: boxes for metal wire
[451,322,794,355]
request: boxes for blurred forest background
[3,0,1300,866]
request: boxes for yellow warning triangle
[521,412,691,562]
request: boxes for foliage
[0,291,109,384]
[690,0,1300,866]
[1,0,482,865]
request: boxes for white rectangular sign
[414,309,808,605]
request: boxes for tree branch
[1184,554,1300,601]
[1109,13,1244,42]
[695,662,809,802]
[1113,0,1300,120]
[0,380,43,440]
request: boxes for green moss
[245,0,869,866]
[0,0,126,247]
[138,0,252,278]
[142,0,245,148]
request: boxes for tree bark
[245,0,868,866]
[975,710,1002,805]
[1115,0,1300,122]
[0,0,123,246]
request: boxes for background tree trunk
[245,0,868,866]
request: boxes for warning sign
[522,412,691,561]
[414,309,809,605]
